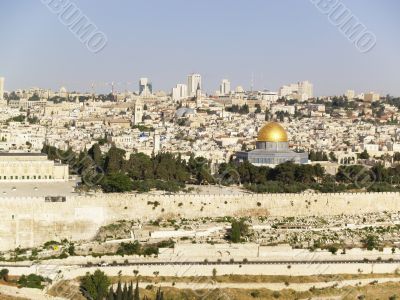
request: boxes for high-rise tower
[139,78,152,97]
[187,74,201,98]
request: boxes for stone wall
[0,192,399,251]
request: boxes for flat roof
[0,180,78,197]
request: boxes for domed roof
[175,107,195,118]
[257,122,288,142]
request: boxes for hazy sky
[0,0,399,96]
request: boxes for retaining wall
[0,192,399,251]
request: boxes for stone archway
[338,153,357,165]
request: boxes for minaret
[195,83,202,108]
[153,131,160,154]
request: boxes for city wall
[1,192,400,251]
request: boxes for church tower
[195,83,202,108]
[133,98,143,125]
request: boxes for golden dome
[257,122,288,142]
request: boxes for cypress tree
[122,283,128,300]
[155,287,162,300]
[134,280,140,300]
[128,281,133,300]
[107,286,115,300]
[88,143,103,167]
[116,281,123,300]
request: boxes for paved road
[87,259,400,267]
[1,259,399,268]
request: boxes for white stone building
[0,153,69,182]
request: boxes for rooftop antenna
[91,82,95,101]
[261,73,264,91]
[125,81,132,94]
[251,72,254,92]
[106,82,115,100]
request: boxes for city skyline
[1,2,400,297]
[0,1,399,96]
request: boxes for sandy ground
[2,276,399,300]
[0,284,65,300]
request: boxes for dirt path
[132,277,400,292]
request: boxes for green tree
[265,109,270,121]
[229,219,248,243]
[68,243,75,256]
[327,244,339,254]
[116,281,122,300]
[101,173,132,193]
[0,269,9,281]
[134,281,139,300]
[17,274,46,289]
[394,152,400,162]
[309,150,316,161]
[104,146,126,174]
[28,94,40,101]
[272,162,296,183]
[329,151,337,162]
[117,241,141,256]
[155,287,164,300]
[126,153,154,180]
[359,150,370,160]
[88,143,103,168]
[239,104,249,114]
[362,235,379,251]
[122,283,128,299]
[371,163,388,182]
[8,91,20,100]
[107,286,114,300]
[336,165,372,186]
[80,269,111,300]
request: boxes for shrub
[0,269,9,281]
[212,268,217,278]
[250,290,260,298]
[327,244,339,254]
[272,291,280,298]
[18,274,48,290]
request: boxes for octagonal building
[235,122,308,166]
